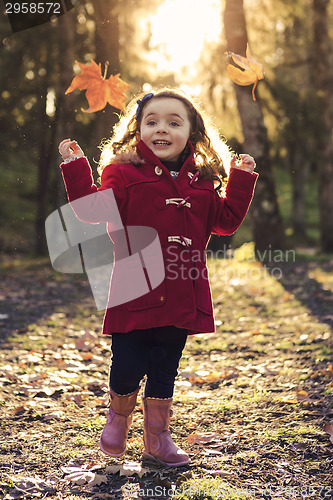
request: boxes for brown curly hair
[98,87,231,193]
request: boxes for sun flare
[149,0,222,77]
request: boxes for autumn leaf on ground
[323,363,333,377]
[187,432,222,445]
[324,423,333,444]
[226,45,264,101]
[188,369,238,385]
[296,389,312,404]
[105,461,149,478]
[200,468,233,477]
[65,60,130,113]
[7,475,56,496]
[61,466,107,485]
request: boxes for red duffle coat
[60,140,258,335]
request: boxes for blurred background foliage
[0,0,332,257]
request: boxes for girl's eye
[147,120,156,126]
[170,121,180,127]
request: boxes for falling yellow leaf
[226,45,264,101]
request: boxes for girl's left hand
[231,154,256,173]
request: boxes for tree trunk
[312,0,333,252]
[35,44,54,255]
[224,0,285,254]
[290,149,309,238]
[53,11,76,208]
[93,0,121,149]
[35,13,76,255]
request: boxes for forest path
[0,253,332,499]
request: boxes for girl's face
[137,97,191,162]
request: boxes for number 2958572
[5,3,61,15]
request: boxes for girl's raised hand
[230,154,256,173]
[58,139,84,161]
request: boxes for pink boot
[99,389,139,457]
[142,397,189,467]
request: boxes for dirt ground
[0,254,332,499]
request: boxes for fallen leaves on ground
[4,475,56,498]
[106,461,150,478]
[1,257,332,499]
[187,432,222,445]
[199,467,233,477]
[61,466,107,486]
[185,369,239,385]
[324,423,333,444]
[59,461,150,487]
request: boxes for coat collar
[136,139,196,172]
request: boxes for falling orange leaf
[65,60,130,113]
[226,45,264,101]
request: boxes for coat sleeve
[60,157,126,225]
[211,167,258,236]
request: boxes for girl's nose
[156,123,167,133]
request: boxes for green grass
[262,424,324,445]
[314,346,333,362]
[78,417,106,432]
[71,435,96,447]
[232,167,320,249]
[195,396,236,415]
[274,167,320,246]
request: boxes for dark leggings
[109,326,188,398]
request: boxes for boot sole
[142,451,189,468]
[99,438,126,458]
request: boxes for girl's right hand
[58,139,84,161]
[230,154,256,173]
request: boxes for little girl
[58,88,258,467]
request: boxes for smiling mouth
[153,140,171,146]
